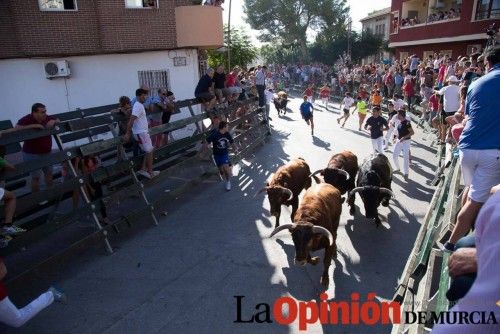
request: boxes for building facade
[0,0,223,123]
[389,0,499,61]
[360,7,392,64]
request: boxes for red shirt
[17,114,55,154]
[319,88,330,98]
[429,94,439,111]
[304,88,313,96]
[226,72,237,87]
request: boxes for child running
[299,95,315,136]
[337,92,355,128]
[364,106,389,154]
[319,84,331,110]
[206,121,234,191]
[352,96,368,131]
[303,84,314,103]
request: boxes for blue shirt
[300,102,313,118]
[394,73,404,86]
[459,64,500,150]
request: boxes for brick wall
[0,0,197,59]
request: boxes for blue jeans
[446,233,476,302]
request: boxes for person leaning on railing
[15,103,60,197]
[442,46,500,253]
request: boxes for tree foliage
[207,26,258,69]
[244,0,349,61]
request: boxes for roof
[360,7,391,22]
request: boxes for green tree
[244,0,349,62]
[207,26,258,69]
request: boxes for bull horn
[379,188,394,197]
[336,168,350,180]
[281,187,293,201]
[312,226,334,246]
[253,186,269,198]
[270,223,295,238]
[309,169,324,178]
[348,187,364,199]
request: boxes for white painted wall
[0,49,200,124]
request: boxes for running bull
[310,150,358,195]
[270,183,343,289]
[348,154,394,227]
[258,158,317,228]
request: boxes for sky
[222,0,391,46]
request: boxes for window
[440,50,453,58]
[39,0,77,11]
[391,11,400,34]
[400,52,409,62]
[138,70,169,96]
[125,0,158,8]
[467,44,482,55]
[475,0,500,20]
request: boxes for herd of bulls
[257,152,394,289]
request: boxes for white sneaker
[137,170,151,179]
[150,171,160,178]
[225,180,231,191]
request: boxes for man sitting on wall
[195,68,217,112]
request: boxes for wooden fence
[0,96,269,285]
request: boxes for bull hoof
[320,276,329,289]
[308,257,320,265]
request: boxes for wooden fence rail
[1,96,269,285]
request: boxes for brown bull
[258,158,317,228]
[270,183,343,289]
[310,150,358,195]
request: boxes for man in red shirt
[16,103,59,194]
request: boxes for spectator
[255,65,267,108]
[442,46,500,252]
[0,258,66,327]
[148,89,165,149]
[16,103,60,197]
[394,71,404,96]
[195,68,217,111]
[364,106,388,154]
[213,65,227,103]
[206,121,234,191]
[435,76,460,143]
[124,88,160,180]
[392,110,414,180]
[433,185,500,334]
[0,153,25,244]
[264,88,274,121]
[160,90,175,146]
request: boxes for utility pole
[227,0,232,69]
[347,18,352,65]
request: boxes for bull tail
[311,175,321,184]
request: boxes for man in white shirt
[255,65,267,108]
[435,76,460,142]
[124,88,159,179]
[384,94,406,149]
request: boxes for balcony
[175,6,224,49]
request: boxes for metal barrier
[0,96,269,285]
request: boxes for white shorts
[134,132,154,153]
[460,149,500,203]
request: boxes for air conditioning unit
[44,60,71,79]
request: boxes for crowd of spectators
[396,7,461,28]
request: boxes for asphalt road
[3,97,438,334]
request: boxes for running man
[300,95,314,136]
[303,84,314,103]
[337,92,355,128]
[364,106,389,154]
[206,121,234,191]
[392,110,414,180]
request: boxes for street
[4,96,438,334]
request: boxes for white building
[360,7,392,64]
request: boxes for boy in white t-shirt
[124,88,159,179]
[337,92,355,128]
